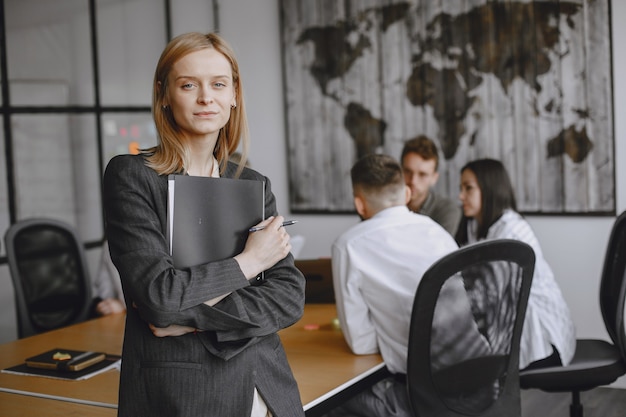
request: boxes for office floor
[521,387,626,417]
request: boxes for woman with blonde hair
[103,32,305,417]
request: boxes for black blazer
[103,154,305,416]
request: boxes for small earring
[162,105,168,110]
[231,102,237,109]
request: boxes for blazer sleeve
[103,155,305,341]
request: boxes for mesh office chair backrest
[599,210,626,360]
[407,239,535,417]
[4,218,93,338]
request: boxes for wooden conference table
[280,304,387,416]
[0,304,385,416]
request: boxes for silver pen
[249,220,298,232]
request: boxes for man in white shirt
[328,154,460,416]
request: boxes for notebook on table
[2,348,121,381]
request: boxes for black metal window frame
[0,0,171,261]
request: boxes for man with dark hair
[401,135,461,235]
[329,154,465,416]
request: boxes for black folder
[167,175,265,269]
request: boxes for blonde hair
[143,32,249,176]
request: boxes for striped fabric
[465,209,576,369]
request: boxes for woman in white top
[455,158,576,370]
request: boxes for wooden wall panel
[280,0,614,214]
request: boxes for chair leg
[570,391,583,417]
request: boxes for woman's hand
[148,323,200,337]
[234,215,292,279]
[138,301,199,337]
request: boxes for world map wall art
[279,0,614,215]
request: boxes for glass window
[0,264,16,343]
[5,0,94,106]
[11,114,102,241]
[97,0,167,106]
[0,124,8,256]
[70,114,103,241]
[101,112,157,165]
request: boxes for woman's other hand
[149,323,199,337]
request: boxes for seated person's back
[92,241,126,316]
[329,154,473,417]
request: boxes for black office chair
[407,239,535,417]
[4,218,94,338]
[519,211,626,417]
